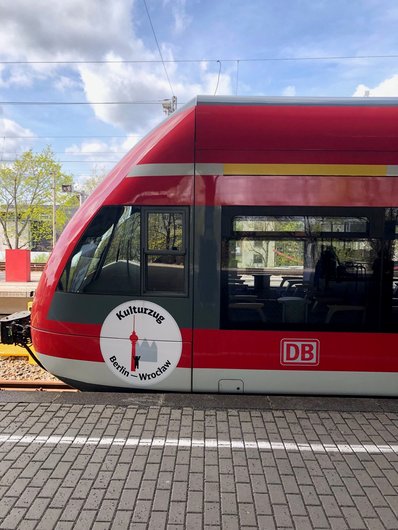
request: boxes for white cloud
[282,85,296,97]
[65,139,132,161]
[79,57,233,132]
[0,118,36,155]
[163,0,192,34]
[64,135,143,182]
[54,76,82,92]
[0,0,234,135]
[353,75,398,97]
[0,0,134,61]
[0,64,38,89]
[0,0,151,94]
[0,0,137,91]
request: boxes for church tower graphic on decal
[137,339,158,362]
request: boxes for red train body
[31,96,398,395]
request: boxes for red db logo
[280,339,320,366]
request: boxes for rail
[0,380,77,391]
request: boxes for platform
[0,271,41,315]
[1,392,398,529]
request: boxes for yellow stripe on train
[223,163,392,176]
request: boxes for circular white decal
[100,300,182,386]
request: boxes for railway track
[0,380,78,391]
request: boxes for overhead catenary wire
[1,160,120,163]
[1,151,129,155]
[1,54,398,65]
[0,135,143,139]
[0,51,396,108]
[0,100,166,105]
[214,61,222,96]
[142,0,175,99]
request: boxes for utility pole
[52,172,56,248]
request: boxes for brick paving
[1,400,398,529]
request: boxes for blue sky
[1,0,398,186]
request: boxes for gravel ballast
[0,356,60,382]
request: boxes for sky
[1,0,398,187]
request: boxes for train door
[192,204,227,392]
[137,206,193,392]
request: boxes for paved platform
[1,393,398,529]
[0,271,41,290]
[0,272,41,314]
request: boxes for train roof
[186,95,398,108]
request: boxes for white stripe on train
[37,354,398,396]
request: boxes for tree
[81,166,108,197]
[0,147,76,249]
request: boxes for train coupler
[0,311,44,368]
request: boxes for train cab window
[221,207,397,332]
[144,210,187,293]
[59,206,141,294]
[58,206,188,296]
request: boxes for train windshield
[58,206,188,295]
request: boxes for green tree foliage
[0,147,76,249]
[81,167,108,197]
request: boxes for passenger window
[221,208,392,332]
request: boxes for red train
[30,96,398,395]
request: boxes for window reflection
[146,255,185,292]
[59,206,140,294]
[222,211,397,332]
[144,211,186,293]
[58,206,188,296]
[147,212,183,251]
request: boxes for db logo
[280,339,320,366]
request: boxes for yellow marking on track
[0,344,36,365]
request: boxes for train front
[30,102,196,391]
